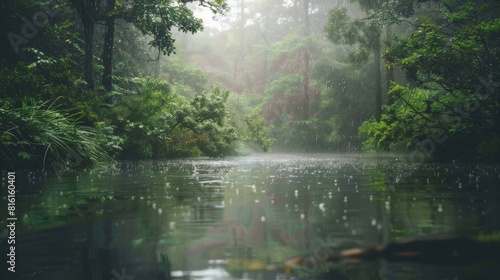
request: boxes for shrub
[0,99,112,171]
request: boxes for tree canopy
[1,0,499,169]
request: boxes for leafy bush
[243,110,275,152]
[109,79,239,158]
[109,77,181,158]
[177,87,239,158]
[0,99,112,170]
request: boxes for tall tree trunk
[259,10,270,94]
[154,46,161,78]
[232,0,245,92]
[374,45,382,121]
[294,0,300,24]
[72,0,97,90]
[494,85,500,134]
[102,0,115,94]
[240,0,244,49]
[385,24,395,105]
[303,51,310,120]
[302,0,310,120]
[83,19,95,90]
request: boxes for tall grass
[0,99,112,171]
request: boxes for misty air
[1,1,499,279]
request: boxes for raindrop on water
[319,203,325,212]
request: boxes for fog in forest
[2,0,499,162]
[1,1,500,280]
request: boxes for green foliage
[243,110,275,152]
[108,80,238,159]
[324,7,382,63]
[110,77,194,158]
[387,8,499,91]
[259,30,326,143]
[267,33,316,61]
[178,87,238,157]
[312,51,374,150]
[373,0,500,159]
[0,0,250,169]
[4,0,498,164]
[359,85,431,151]
[476,137,500,160]
[266,74,302,97]
[279,119,327,152]
[132,0,228,56]
[324,1,386,121]
[0,15,103,123]
[0,99,112,170]
[164,57,208,96]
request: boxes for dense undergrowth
[1,0,499,171]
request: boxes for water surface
[1,154,499,279]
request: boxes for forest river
[1,154,499,279]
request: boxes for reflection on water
[1,154,500,279]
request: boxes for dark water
[1,154,500,279]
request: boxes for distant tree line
[0,0,274,171]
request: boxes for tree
[313,49,375,151]
[71,0,228,92]
[102,0,116,92]
[360,0,500,159]
[302,0,310,119]
[261,33,321,122]
[244,109,275,152]
[109,77,238,158]
[324,3,384,120]
[175,87,239,157]
[71,0,99,89]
